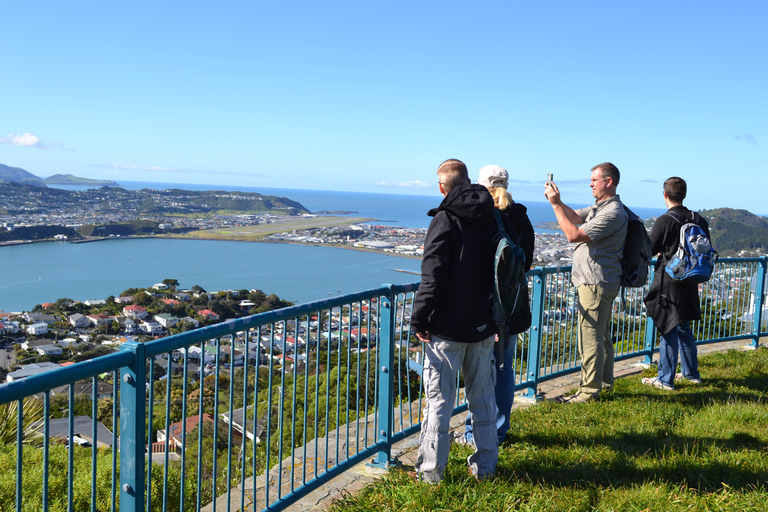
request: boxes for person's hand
[544,180,561,205]
[415,331,431,343]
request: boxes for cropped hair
[489,186,513,211]
[664,177,687,203]
[437,159,469,193]
[592,162,620,187]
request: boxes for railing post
[640,265,657,367]
[521,271,545,401]
[642,316,657,367]
[749,257,767,348]
[369,286,396,469]
[119,341,147,512]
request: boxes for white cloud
[0,132,65,150]
[0,132,42,147]
[109,163,178,172]
[375,180,433,188]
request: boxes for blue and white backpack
[664,211,717,283]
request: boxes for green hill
[699,208,768,256]
[0,163,46,186]
[44,174,119,186]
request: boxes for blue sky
[1,1,765,212]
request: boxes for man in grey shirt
[544,162,628,403]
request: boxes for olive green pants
[576,284,619,397]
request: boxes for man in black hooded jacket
[411,158,500,483]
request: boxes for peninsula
[43,174,119,187]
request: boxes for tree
[162,278,179,290]
[134,291,153,306]
[0,397,43,445]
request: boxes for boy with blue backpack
[643,177,714,390]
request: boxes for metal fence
[1,257,766,511]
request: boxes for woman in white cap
[458,164,535,446]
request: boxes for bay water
[2,181,666,312]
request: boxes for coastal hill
[0,181,310,216]
[0,163,47,186]
[699,208,768,256]
[44,173,119,186]
[0,163,118,187]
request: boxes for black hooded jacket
[643,205,710,335]
[411,184,501,343]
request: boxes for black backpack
[621,205,652,288]
[491,210,530,367]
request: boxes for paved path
[207,338,757,512]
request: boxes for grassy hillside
[699,208,768,256]
[0,163,46,186]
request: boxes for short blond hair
[437,159,468,193]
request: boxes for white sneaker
[641,377,675,390]
[675,372,702,384]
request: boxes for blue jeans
[464,337,515,444]
[657,322,700,387]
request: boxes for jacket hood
[504,201,528,217]
[427,184,494,225]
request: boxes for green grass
[329,348,768,512]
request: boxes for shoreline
[0,232,422,259]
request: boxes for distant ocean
[1,181,667,312]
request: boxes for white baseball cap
[477,165,508,189]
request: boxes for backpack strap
[493,209,507,236]
[664,210,687,225]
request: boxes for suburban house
[154,313,179,329]
[22,312,59,325]
[139,320,164,335]
[26,322,49,336]
[220,405,266,444]
[219,346,244,365]
[6,362,62,382]
[174,292,190,302]
[123,305,148,320]
[35,345,63,356]
[160,298,180,306]
[196,309,220,320]
[0,321,19,334]
[114,296,134,304]
[68,313,91,328]
[178,316,199,329]
[50,379,114,400]
[155,413,215,455]
[84,299,107,307]
[152,283,169,291]
[58,337,79,348]
[87,313,113,327]
[114,316,137,333]
[48,416,115,448]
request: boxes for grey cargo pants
[415,334,498,483]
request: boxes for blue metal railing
[1,257,766,511]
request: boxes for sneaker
[451,431,474,446]
[675,373,702,384]
[557,392,597,404]
[641,377,675,390]
[467,466,493,481]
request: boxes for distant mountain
[44,174,119,186]
[699,208,768,256]
[0,163,47,186]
